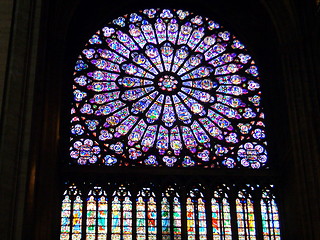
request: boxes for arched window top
[70,8,267,169]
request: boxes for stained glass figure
[86,195,97,239]
[136,188,157,239]
[212,187,232,240]
[161,187,182,239]
[261,187,281,240]
[186,198,196,239]
[111,186,132,240]
[173,197,182,239]
[111,197,121,239]
[136,197,146,239]
[97,195,108,240]
[85,187,108,240]
[60,185,83,240]
[60,190,72,240]
[123,196,133,239]
[72,196,83,240]
[186,187,207,239]
[236,188,256,240]
[198,198,207,239]
[147,197,157,239]
[161,197,170,239]
[70,8,268,168]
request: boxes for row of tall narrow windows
[60,183,280,239]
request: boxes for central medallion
[158,75,178,92]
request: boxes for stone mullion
[180,185,187,239]
[169,197,174,240]
[252,188,263,240]
[106,187,113,240]
[131,188,137,240]
[155,189,162,240]
[228,186,238,240]
[204,186,213,240]
[68,193,75,240]
[81,187,88,240]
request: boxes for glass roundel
[70,8,267,168]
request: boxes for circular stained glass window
[70,8,267,168]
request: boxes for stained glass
[70,8,268,168]
[161,197,170,239]
[161,188,182,239]
[173,197,182,239]
[212,188,232,240]
[198,198,207,239]
[63,5,280,240]
[60,195,72,240]
[261,187,281,239]
[236,189,256,240]
[84,187,108,240]
[136,197,146,239]
[111,196,121,238]
[136,188,156,239]
[60,185,83,240]
[86,195,96,239]
[71,192,83,240]
[186,198,196,239]
[111,186,132,240]
[147,197,157,239]
[123,197,133,239]
[98,196,108,239]
[187,187,207,239]
[60,184,281,239]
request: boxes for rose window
[70,8,268,168]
